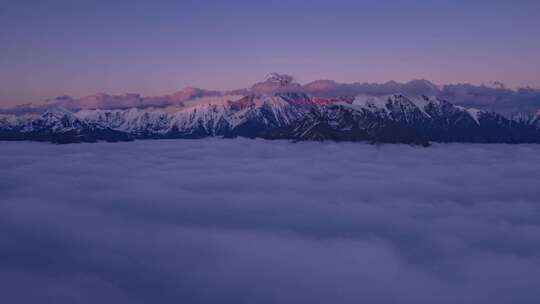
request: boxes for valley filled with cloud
[1,139,540,303]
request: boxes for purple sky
[1,0,539,106]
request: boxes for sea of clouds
[1,139,540,303]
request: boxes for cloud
[303,79,440,98]
[3,76,539,117]
[1,139,540,303]
[440,84,540,115]
[248,73,305,94]
[303,80,540,115]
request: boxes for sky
[2,139,540,303]
[1,0,539,106]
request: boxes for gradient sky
[1,0,539,106]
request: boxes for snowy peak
[43,106,75,118]
[68,93,306,139]
[349,94,427,119]
[40,107,83,130]
[266,73,294,86]
[250,74,305,94]
[346,94,483,126]
[351,94,393,109]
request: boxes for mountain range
[1,75,539,145]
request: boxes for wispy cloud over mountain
[302,78,540,115]
[440,84,540,115]
[2,75,539,116]
[41,87,221,111]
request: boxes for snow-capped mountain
[0,107,132,143]
[1,88,540,145]
[0,93,311,143]
[72,94,305,139]
[267,94,540,145]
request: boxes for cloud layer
[1,139,540,303]
[3,76,540,117]
[303,79,540,115]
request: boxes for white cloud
[1,139,540,303]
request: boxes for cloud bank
[303,79,540,115]
[1,139,540,303]
[3,76,539,117]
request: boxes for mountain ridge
[2,92,539,145]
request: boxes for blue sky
[1,0,539,105]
